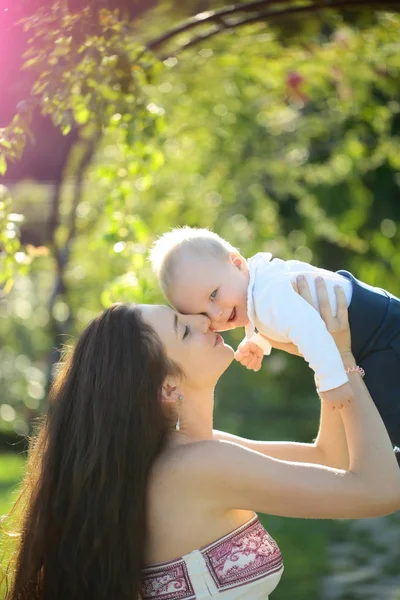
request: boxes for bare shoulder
[150,439,241,492]
[178,439,244,472]
[177,439,266,487]
[147,440,234,517]
[156,439,237,476]
[157,438,394,520]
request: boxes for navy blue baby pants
[338,271,400,465]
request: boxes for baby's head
[150,227,250,331]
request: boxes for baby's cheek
[210,318,220,330]
[211,319,230,332]
[238,295,248,314]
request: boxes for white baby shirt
[245,253,353,392]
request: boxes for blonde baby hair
[150,226,239,297]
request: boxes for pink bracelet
[346,365,365,378]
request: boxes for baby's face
[168,253,250,331]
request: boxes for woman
[3,278,400,600]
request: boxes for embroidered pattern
[140,560,195,600]
[202,517,283,591]
[140,517,283,598]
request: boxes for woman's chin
[221,344,235,369]
[207,343,235,382]
[197,348,234,388]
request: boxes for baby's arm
[255,277,349,392]
[234,339,264,371]
[235,329,273,371]
[246,332,272,355]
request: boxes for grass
[0,453,26,517]
[0,452,26,598]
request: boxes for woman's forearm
[314,394,349,470]
[320,353,400,509]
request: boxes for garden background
[1,1,400,598]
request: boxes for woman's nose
[193,314,211,333]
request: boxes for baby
[150,226,400,458]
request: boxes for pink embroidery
[140,561,195,600]
[202,518,283,590]
[140,517,283,598]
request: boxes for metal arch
[145,0,400,58]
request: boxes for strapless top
[140,515,284,599]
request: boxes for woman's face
[138,305,234,389]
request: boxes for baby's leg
[338,270,400,466]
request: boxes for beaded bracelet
[345,365,365,378]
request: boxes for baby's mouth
[228,307,236,323]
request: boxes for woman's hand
[304,275,354,407]
[299,275,352,356]
[292,275,354,407]
[259,275,352,358]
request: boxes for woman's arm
[194,281,400,519]
[202,369,400,519]
[212,429,323,465]
[212,396,348,469]
[213,276,349,470]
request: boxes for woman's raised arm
[198,279,400,519]
[213,276,349,469]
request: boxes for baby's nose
[208,305,223,320]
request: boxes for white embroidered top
[140,515,284,599]
[245,253,353,392]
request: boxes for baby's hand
[234,340,263,372]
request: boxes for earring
[175,394,183,431]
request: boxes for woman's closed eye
[183,324,191,340]
[210,289,218,301]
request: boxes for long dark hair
[3,303,178,600]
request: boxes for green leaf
[0,153,7,175]
[62,124,72,135]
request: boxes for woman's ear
[161,378,183,403]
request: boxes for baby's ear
[229,252,246,270]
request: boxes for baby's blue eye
[210,289,218,300]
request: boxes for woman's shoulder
[176,438,242,467]
[151,439,242,490]
[156,439,233,472]
[147,440,244,534]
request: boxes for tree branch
[45,131,100,394]
[147,1,290,51]
[146,0,400,57]
[66,131,101,247]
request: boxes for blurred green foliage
[0,453,26,598]
[0,5,400,599]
